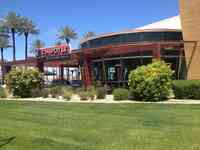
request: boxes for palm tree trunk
[1,48,4,84]
[65,38,70,45]
[25,32,28,60]
[11,28,16,61]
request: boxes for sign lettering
[37,45,70,59]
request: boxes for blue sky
[0,0,179,60]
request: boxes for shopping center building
[5,0,200,88]
[180,0,200,79]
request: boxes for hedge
[96,87,106,99]
[113,88,129,101]
[173,80,200,99]
[0,86,7,98]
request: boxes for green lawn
[0,101,200,150]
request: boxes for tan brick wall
[179,0,200,79]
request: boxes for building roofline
[80,15,182,44]
[80,28,182,44]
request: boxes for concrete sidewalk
[1,95,200,104]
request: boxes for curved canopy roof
[81,16,182,44]
[136,16,181,30]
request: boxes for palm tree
[79,31,96,48]
[0,26,10,84]
[19,17,39,60]
[82,31,96,40]
[57,26,77,45]
[3,12,22,61]
[30,39,45,56]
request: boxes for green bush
[128,60,173,102]
[61,86,73,92]
[96,87,106,99]
[48,86,74,99]
[5,67,43,98]
[41,88,50,98]
[0,86,7,98]
[74,88,82,94]
[30,88,43,98]
[113,88,129,101]
[79,91,89,101]
[63,90,72,101]
[173,80,200,99]
[49,86,64,98]
[94,80,103,88]
[87,86,96,100]
[62,86,73,100]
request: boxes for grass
[0,101,200,149]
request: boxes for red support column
[83,57,92,88]
[36,59,44,73]
[153,43,161,59]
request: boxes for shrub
[96,87,106,99]
[5,67,43,98]
[113,88,129,101]
[30,88,43,98]
[173,80,200,99]
[63,90,72,101]
[61,86,73,92]
[79,91,89,101]
[128,60,173,102]
[87,86,96,100]
[41,88,50,98]
[48,86,74,99]
[74,88,82,94]
[62,86,73,100]
[49,86,66,98]
[0,86,7,98]
[94,80,103,88]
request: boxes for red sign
[38,45,70,58]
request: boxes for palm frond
[30,39,45,54]
[0,25,10,48]
[3,11,22,32]
[0,36,10,48]
[81,31,96,42]
[18,17,39,36]
[57,26,78,43]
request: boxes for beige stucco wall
[179,0,200,79]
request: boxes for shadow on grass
[0,136,16,148]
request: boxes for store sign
[37,45,70,59]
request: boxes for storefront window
[93,63,102,81]
[161,49,186,80]
[107,67,116,81]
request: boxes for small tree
[128,60,173,101]
[5,67,43,98]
